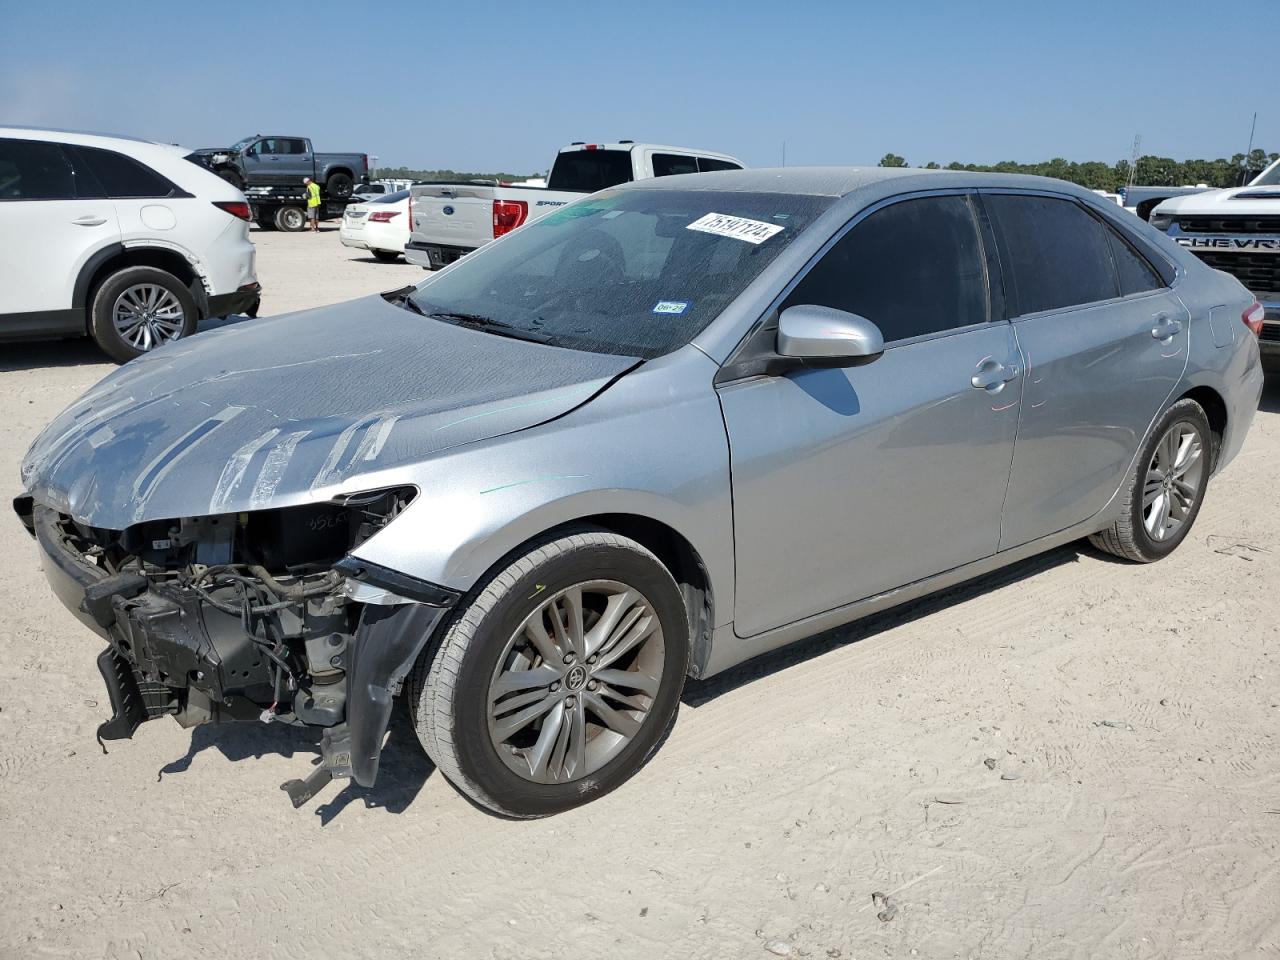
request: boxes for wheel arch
[1178,384,1227,470]
[463,513,716,680]
[78,245,208,330]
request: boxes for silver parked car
[16,168,1266,817]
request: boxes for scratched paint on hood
[21,295,638,528]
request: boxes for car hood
[1156,184,1280,214]
[21,296,638,529]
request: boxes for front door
[718,193,1022,637]
[980,193,1191,549]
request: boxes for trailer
[245,185,356,232]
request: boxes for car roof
[0,125,188,154]
[620,165,1097,199]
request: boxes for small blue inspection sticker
[653,300,690,315]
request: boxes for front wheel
[89,266,198,363]
[1089,398,1212,562]
[409,529,690,818]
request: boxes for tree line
[877,149,1278,192]
[372,166,542,183]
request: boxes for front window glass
[783,195,988,342]
[407,189,831,359]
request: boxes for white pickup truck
[404,141,744,270]
[1150,157,1280,369]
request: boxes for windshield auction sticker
[686,212,785,245]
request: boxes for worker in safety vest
[303,177,321,232]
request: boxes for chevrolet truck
[192,135,369,199]
[404,141,744,269]
[1152,157,1280,369]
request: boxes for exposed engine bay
[15,486,457,806]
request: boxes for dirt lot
[2,228,1277,959]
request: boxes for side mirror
[776,305,884,364]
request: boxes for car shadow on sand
[683,542,1086,707]
[0,338,108,372]
[156,697,435,825]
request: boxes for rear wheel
[371,249,401,262]
[409,529,690,818]
[274,205,306,231]
[1089,398,1211,562]
[89,266,197,363]
[326,172,354,198]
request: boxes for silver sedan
[17,168,1266,816]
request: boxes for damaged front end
[14,488,457,807]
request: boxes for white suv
[0,127,260,362]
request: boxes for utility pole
[1127,134,1142,189]
[1244,111,1257,168]
[782,141,787,167]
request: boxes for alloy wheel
[487,580,666,784]
[1142,421,1204,541]
[112,284,186,352]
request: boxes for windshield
[407,189,831,359]
[1251,158,1280,186]
[229,136,257,152]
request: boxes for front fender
[345,351,736,630]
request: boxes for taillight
[362,155,369,173]
[1242,301,1265,336]
[368,210,400,222]
[213,200,251,221]
[492,199,529,238]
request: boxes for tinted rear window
[68,145,178,199]
[371,189,409,203]
[0,138,76,200]
[985,194,1119,315]
[547,149,634,193]
[698,157,741,172]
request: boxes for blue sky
[2,0,1276,173]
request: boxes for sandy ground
[1,228,1278,960]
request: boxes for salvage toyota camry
[15,168,1265,817]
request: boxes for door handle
[71,215,108,226]
[1151,315,1182,340]
[971,359,1020,391]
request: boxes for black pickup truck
[191,135,369,198]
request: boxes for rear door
[982,192,1190,548]
[0,137,120,320]
[719,193,1022,637]
[276,138,313,181]
[65,143,193,252]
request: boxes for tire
[274,205,306,231]
[216,168,243,190]
[255,215,276,231]
[89,266,198,363]
[371,249,401,262]
[325,172,354,199]
[409,529,690,818]
[1089,398,1212,562]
